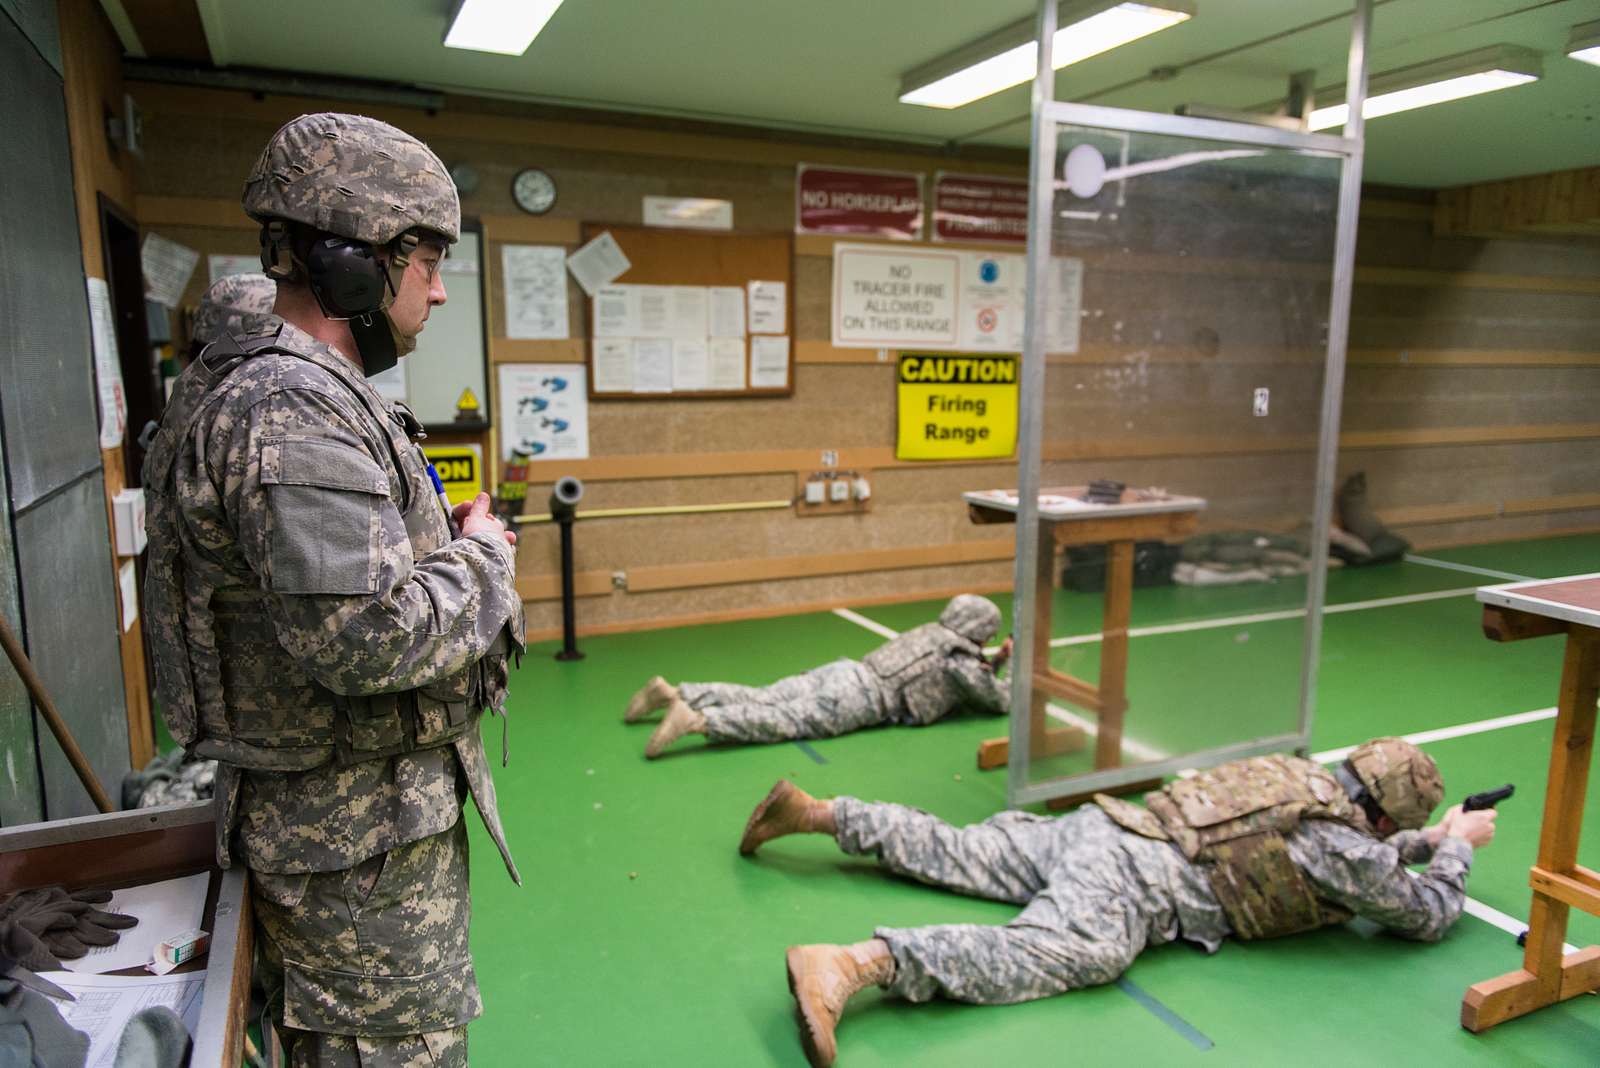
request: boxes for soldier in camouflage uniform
[189,272,277,356]
[626,595,1012,758]
[141,113,524,1068]
[738,738,1496,1067]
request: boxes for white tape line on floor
[1405,554,1536,583]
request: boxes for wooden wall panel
[126,83,1600,640]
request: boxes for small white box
[804,481,826,505]
[829,480,850,502]
[852,477,872,501]
[113,488,147,556]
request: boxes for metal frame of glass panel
[1007,0,1372,807]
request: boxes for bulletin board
[580,224,794,400]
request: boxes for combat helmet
[1344,737,1444,830]
[940,595,1001,644]
[241,112,459,374]
[191,272,277,350]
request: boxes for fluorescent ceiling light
[900,1,1194,109]
[444,0,563,56]
[1567,19,1600,67]
[1306,45,1541,132]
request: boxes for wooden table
[963,488,1204,804]
[1461,574,1600,1032]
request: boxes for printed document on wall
[500,364,589,460]
[708,338,747,390]
[502,245,570,339]
[86,278,126,448]
[141,233,200,308]
[593,338,634,392]
[709,286,746,337]
[567,231,631,296]
[207,254,261,286]
[750,335,789,389]
[747,280,786,334]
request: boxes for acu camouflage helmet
[242,112,460,246]
[191,272,276,346]
[940,595,1001,644]
[1347,737,1444,830]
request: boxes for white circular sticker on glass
[1062,144,1107,199]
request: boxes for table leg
[1462,627,1600,1031]
[1095,539,1134,769]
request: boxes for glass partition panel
[1013,117,1345,802]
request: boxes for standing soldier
[738,738,1494,1067]
[626,595,1012,758]
[142,113,524,1066]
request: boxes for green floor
[466,534,1600,1065]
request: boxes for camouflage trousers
[835,799,1194,1005]
[681,659,890,744]
[251,819,478,1067]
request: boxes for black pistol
[1462,784,1514,811]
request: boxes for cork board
[580,224,793,400]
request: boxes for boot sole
[739,780,792,855]
[624,677,667,723]
[786,947,834,1068]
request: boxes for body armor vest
[1095,754,1366,940]
[142,330,495,774]
[862,622,980,725]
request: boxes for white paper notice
[119,559,138,632]
[593,338,634,392]
[749,335,789,389]
[958,251,1026,351]
[140,233,200,308]
[632,338,673,393]
[62,873,209,974]
[709,286,746,338]
[41,969,205,1068]
[671,338,710,391]
[499,364,589,460]
[708,338,747,390]
[86,277,126,449]
[747,280,786,334]
[636,286,671,336]
[670,286,709,339]
[831,243,960,349]
[566,231,631,296]
[206,254,260,286]
[502,245,570,340]
[1046,256,1084,354]
[593,286,638,337]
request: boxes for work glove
[0,886,139,971]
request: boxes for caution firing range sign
[895,353,1018,461]
[422,444,483,505]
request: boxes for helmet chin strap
[351,235,420,378]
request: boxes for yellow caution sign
[422,444,482,505]
[455,387,482,422]
[895,353,1018,460]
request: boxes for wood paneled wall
[124,85,1600,641]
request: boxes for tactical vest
[142,330,505,774]
[1095,754,1366,940]
[862,622,979,725]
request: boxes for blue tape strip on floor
[792,740,827,764]
[1116,977,1213,1051]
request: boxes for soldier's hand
[460,492,516,546]
[1441,804,1497,848]
[993,637,1014,664]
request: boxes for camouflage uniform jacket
[143,315,523,881]
[860,622,1009,726]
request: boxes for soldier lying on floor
[737,738,1494,1067]
[625,595,1011,758]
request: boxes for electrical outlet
[821,450,838,467]
[1253,387,1270,417]
[611,571,628,590]
[829,479,850,502]
[804,481,826,504]
[852,477,872,501]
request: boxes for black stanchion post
[550,476,585,661]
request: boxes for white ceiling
[158,0,1600,187]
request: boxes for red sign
[933,172,1029,244]
[796,164,923,240]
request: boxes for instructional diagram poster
[499,364,589,460]
[832,242,1082,353]
[895,352,1019,461]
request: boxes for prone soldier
[142,113,524,1066]
[626,594,1012,758]
[738,737,1495,1067]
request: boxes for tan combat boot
[624,676,676,722]
[644,699,706,758]
[739,780,834,855]
[785,940,894,1068]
